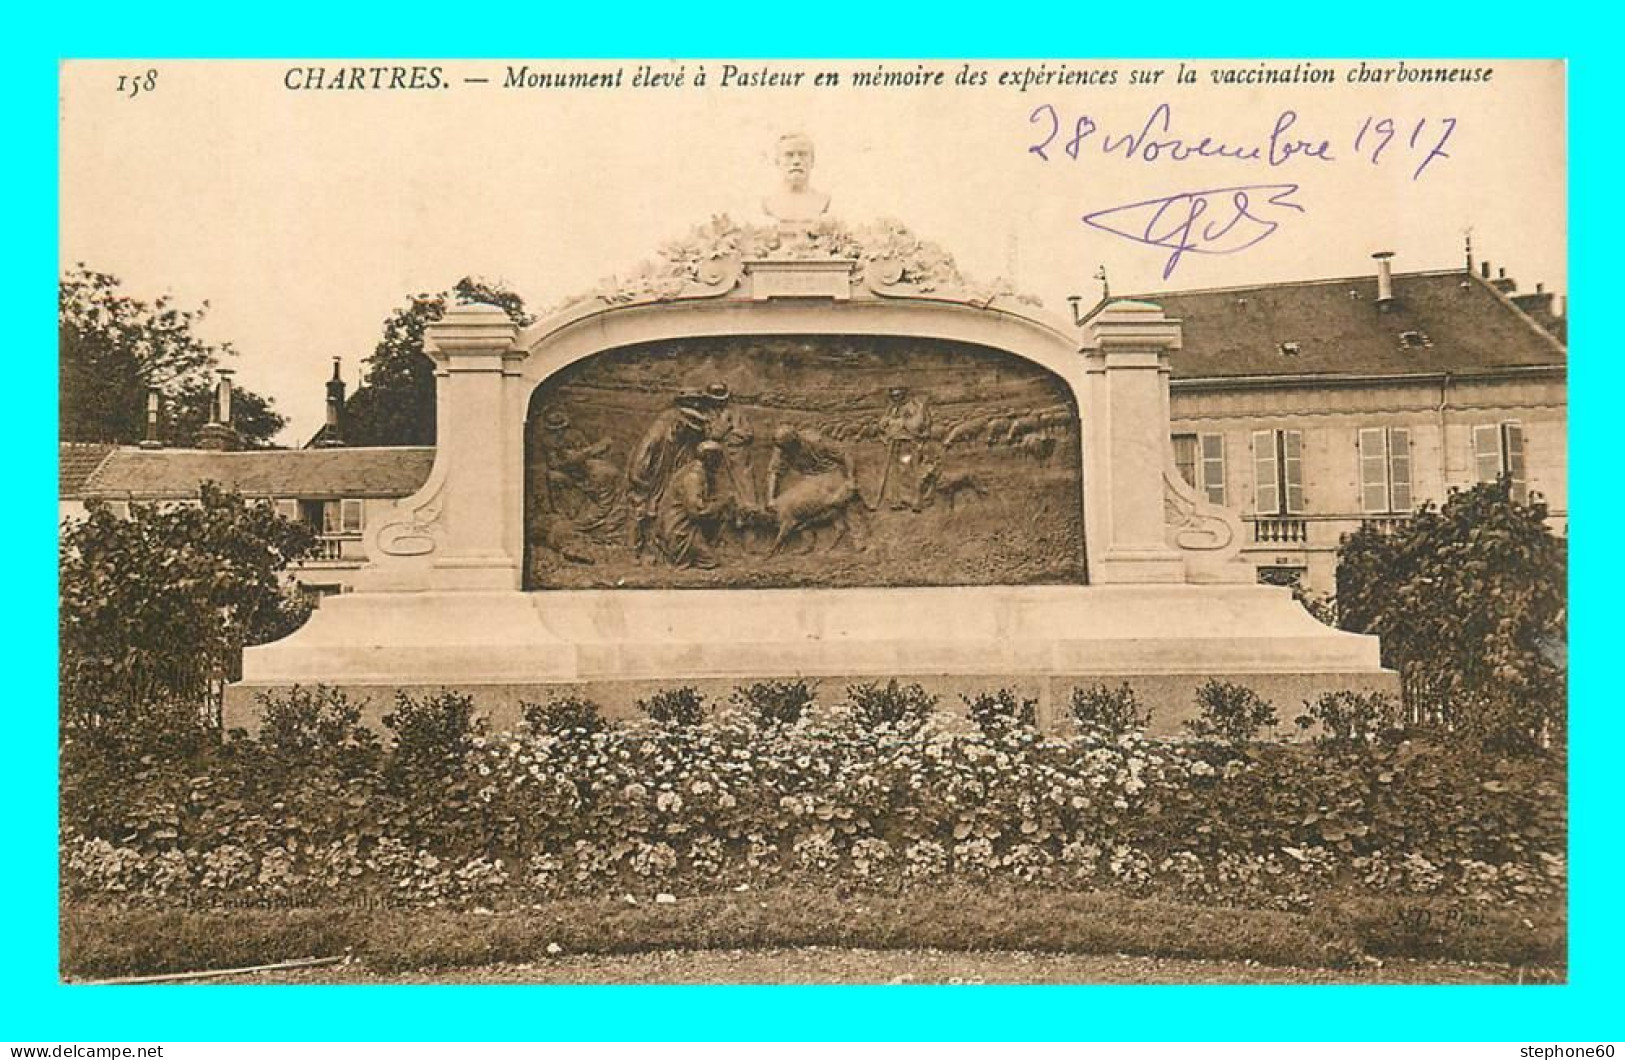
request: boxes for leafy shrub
[257,685,377,758]
[1184,680,1278,745]
[962,689,1036,740]
[845,679,937,732]
[520,693,607,737]
[1336,480,1566,755]
[636,686,707,728]
[1297,690,1403,746]
[730,679,817,727]
[383,690,482,771]
[59,484,314,752]
[1069,683,1150,737]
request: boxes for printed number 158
[117,70,158,98]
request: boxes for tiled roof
[70,445,436,500]
[60,443,116,497]
[1125,269,1566,381]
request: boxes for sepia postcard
[56,58,1567,995]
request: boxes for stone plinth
[231,584,1393,734]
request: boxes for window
[321,498,364,535]
[1173,433,1227,506]
[273,498,300,522]
[1256,565,1306,589]
[1473,422,1528,503]
[1358,427,1413,514]
[1252,429,1304,515]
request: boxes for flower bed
[59,686,1566,912]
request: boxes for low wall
[225,670,1398,739]
[233,583,1396,737]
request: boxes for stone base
[232,585,1393,735]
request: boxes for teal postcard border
[8,2,1613,1042]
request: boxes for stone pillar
[1081,300,1185,584]
[421,303,526,589]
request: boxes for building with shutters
[59,442,436,596]
[1147,250,1566,596]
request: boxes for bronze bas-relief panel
[523,336,1084,589]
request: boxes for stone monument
[232,138,1394,733]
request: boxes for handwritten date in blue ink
[1029,103,1455,181]
[1082,184,1306,280]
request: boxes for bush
[1184,680,1278,745]
[636,686,707,728]
[383,690,482,771]
[730,679,817,727]
[1336,480,1566,755]
[257,685,378,759]
[1069,683,1150,737]
[962,689,1036,740]
[59,484,315,752]
[521,693,607,737]
[844,679,937,732]
[1297,690,1403,746]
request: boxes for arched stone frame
[519,328,1088,589]
[359,278,1247,593]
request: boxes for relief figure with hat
[537,409,625,543]
[655,440,731,569]
[698,381,761,513]
[626,392,712,559]
[871,385,933,512]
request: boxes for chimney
[217,369,234,424]
[138,388,163,449]
[1372,251,1395,307]
[1491,266,1518,295]
[316,357,348,448]
[194,368,241,452]
[1481,260,1492,280]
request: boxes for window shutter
[1388,428,1412,512]
[1252,430,1279,515]
[341,498,365,534]
[1358,427,1389,513]
[1282,430,1304,515]
[1473,424,1502,484]
[274,498,300,522]
[1172,434,1199,491]
[1200,434,1227,506]
[1502,423,1527,503]
[321,500,342,536]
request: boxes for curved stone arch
[513,293,1087,404]
[357,286,1247,593]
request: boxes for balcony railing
[1359,515,1412,535]
[1251,518,1308,544]
[302,534,362,564]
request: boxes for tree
[59,484,315,751]
[1335,479,1567,754]
[59,265,286,448]
[344,277,534,446]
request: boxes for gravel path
[215,947,1554,985]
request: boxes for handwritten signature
[1082,184,1306,279]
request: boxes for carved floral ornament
[571,215,1043,311]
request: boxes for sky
[59,59,1566,445]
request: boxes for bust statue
[762,132,831,226]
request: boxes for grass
[60,886,1566,981]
